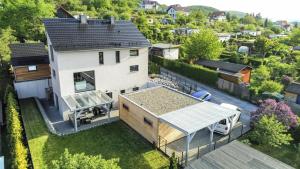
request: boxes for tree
[51,149,120,169]
[250,65,271,94]
[259,80,283,93]
[0,28,16,63]
[249,115,293,147]
[183,29,223,63]
[254,36,274,57]
[169,152,178,169]
[251,99,298,129]
[290,28,300,46]
[0,0,55,41]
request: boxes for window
[130,65,139,72]
[130,50,139,56]
[50,45,54,62]
[28,65,37,71]
[106,92,113,98]
[120,90,125,94]
[144,117,153,127]
[52,69,56,79]
[123,104,129,111]
[74,70,95,93]
[99,52,104,65]
[115,51,120,63]
[133,87,139,91]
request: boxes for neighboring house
[241,30,261,37]
[269,34,288,39]
[285,82,300,105]
[197,60,252,84]
[167,4,190,19]
[56,6,74,18]
[274,20,292,32]
[171,28,199,36]
[210,11,226,21]
[293,46,300,51]
[151,43,180,60]
[9,43,51,99]
[43,15,151,120]
[141,0,159,10]
[217,33,231,42]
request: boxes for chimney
[79,14,87,24]
[110,16,115,25]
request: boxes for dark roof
[197,60,252,73]
[9,43,49,66]
[211,11,226,18]
[56,6,74,18]
[43,18,151,51]
[143,0,158,5]
[286,82,300,95]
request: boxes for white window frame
[28,65,37,72]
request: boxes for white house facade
[44,16,151,119]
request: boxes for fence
[158,121,251,167]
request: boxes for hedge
[5,85,28,169]
[151,56,219,86]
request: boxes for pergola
[159,101,239,166]
[63,90,113,131]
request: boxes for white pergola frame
[63,90,113,131]
[159,102,238,166]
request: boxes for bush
[148,61,160,74]
[51,149,121,169]
[249,115,293,147]
[248,57,265,67]
[5,90,28,169]
[259,80,283,93]
[151,56,219,86]
[251,99,298,129]
[169,152,178,169]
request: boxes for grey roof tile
[43,18,151,51]
[197,60,252,73]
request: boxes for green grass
[20,99,169,169]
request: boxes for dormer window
[28,65,37,72]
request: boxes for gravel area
[126,87,200,116]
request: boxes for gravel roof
[126,87,200,116]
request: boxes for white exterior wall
[162,48,179,60]
[14,79,50,99]
[168,8,176,19]
[48,43,149,119]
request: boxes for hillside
[227,11,247,18]
[187,5,218,15]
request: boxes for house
[269,34,288,39]
[274,20,292,32]
[217,33,231,42]
[241,30,261,37]
[210,11,226,21]
[171,28,199,36]
[197,60,252,84]
[151,43,180,60]
[43,15,151,120]
[9,43,51,99]
[293,46,300,51]
[56,6,74,18]
[141,0,159,10]
[285,82,300,105]
[167,4,190,19]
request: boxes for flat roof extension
[125,86,200,116]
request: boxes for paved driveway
[159,68,258,114]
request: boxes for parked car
[214,103,241,135]
[191,90,212,101]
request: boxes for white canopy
[159,101,239,135]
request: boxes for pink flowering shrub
[251,99,298,129]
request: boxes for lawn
[19,99,169,169]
